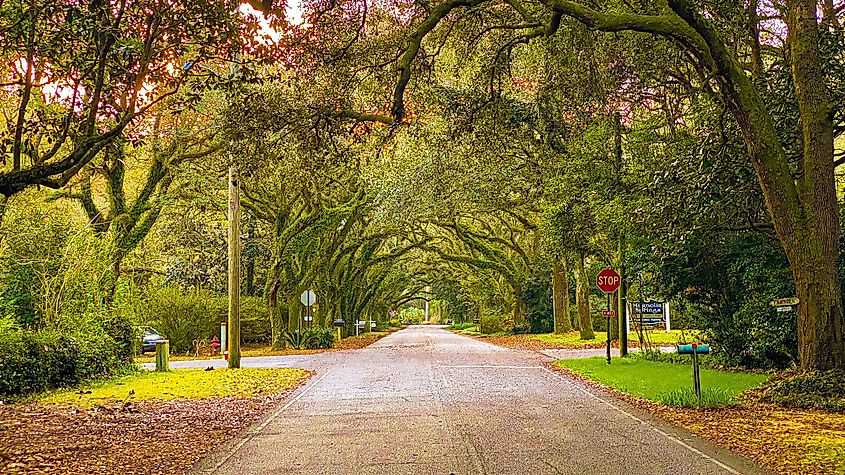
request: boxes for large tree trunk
[553,261,572,334]
[513,296,526,327]
[573,251,594,340]
[782,0,845,371]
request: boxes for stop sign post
[596,268,621,364]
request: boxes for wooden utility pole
[612,112,629,357]
[228,163,241,369]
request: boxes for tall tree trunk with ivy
[553,262,572,334]
[573,251,594,339]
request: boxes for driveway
[188,325,768,475]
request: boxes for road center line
[540,367,742,475]
[202,369,332,473]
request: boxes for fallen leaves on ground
[549,364,845,474]
[335,331,392,350]
[136,328,403,363]
[0,393,300,475]
[39,368,311,406]
[477,333,671,350]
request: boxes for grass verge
[534,330,697,347]
[555,356,766,407]
[551,358,845,473]
[2,368,312,475]
[37,368,311,407]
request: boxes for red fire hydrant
[210,335,221,355]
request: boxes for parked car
[140,326,165,354]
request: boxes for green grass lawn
[556,356,768,407]
[36,368,311,407]
[534,330,698,347]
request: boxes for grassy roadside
[551,357,845,474]
[37,368,311,406]
[451,329,696,350]
[1,368,312,475]
[555,356,766,407]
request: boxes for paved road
[190,326,768,475]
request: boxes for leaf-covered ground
[135,328,403,363]
[550,363,845,474]
[471,330,691,350]
[0,368,311,475]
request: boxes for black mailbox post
[677,344,710,398]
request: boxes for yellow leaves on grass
[38,368,311,407]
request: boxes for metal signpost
[596,268,621,364]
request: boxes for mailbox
[333,319,345,327]
[677,344,710,355]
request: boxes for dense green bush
[281,327,335,349]
[140,288,276,352]
[399,307,425,324]
[140,286,225,353]
[523,275,553,333]
[0,318,122,397]
[241,296,274,344]
[447,322,478,331]
[479,313,508,334]
[759,369,845,412]
[304,327,336,349]
[659,234,797,369]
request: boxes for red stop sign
[596,268,621,293]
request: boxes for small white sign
[300,290,317,307]
[304,315,313,321]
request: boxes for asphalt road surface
[188,325,769,475]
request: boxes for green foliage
[281,327,335,350]
[399,307,425,324]
[556,357,768,407]
[0,318,123,397]
[480,313,508,334]
[241,297,274,344]
[523,274,553,334]
[447,322,478,331]
[658,388,736,409]
[139,287,225,353]
[139,287,275,352]
[304,327,336,349]
[759,370,845,412]
[658,234,797,369]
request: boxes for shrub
[241,296,273,344]
[303,327,335,349]
[399,307,425,324]
[0,318,122,397]
[281,330,314,349]
[140,286,225,353]
[479,313,508,334]
[447,322,477,331]
[758,369,845,412]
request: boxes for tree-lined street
[189,326,767,475]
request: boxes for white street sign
[300,290,317,307]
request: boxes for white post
[664,301,671,333]
[424,286,430,322]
